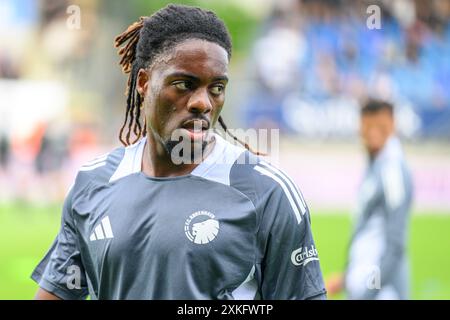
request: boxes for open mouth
[181,119,209,131]
[179,119,210,140]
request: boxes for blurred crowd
[245,0,450,138]
[0,0,111,202]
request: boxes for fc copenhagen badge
[184,211,219,244]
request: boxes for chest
[73,176,257,267]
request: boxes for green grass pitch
[0,203,449,299]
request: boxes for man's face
[360,110,394,157]
[137,39,229,159]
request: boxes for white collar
[110,132,245,184]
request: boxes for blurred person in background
[326,99,413,299]
[34,121,71,202]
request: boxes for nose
[186,88,212,114]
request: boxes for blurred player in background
[327,99,413,299]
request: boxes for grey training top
[32,133,326,300]
[345,135,413,300]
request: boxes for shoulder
[376,136,410,171]
[229,154,285,200]
[199,134,309,225]
[194,134,302,204]
[373,138,413,209]
[374,136,412,185]
[70,138,146,196]
[198,133,285,195]
[228,150,308,225]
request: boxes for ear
[136,68,149,97]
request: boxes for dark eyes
[172,81,225,96]
[173,81,191,91]
[209,85,225,96]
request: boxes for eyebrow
[167,72,228,83]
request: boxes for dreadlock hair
[114,4,262,155]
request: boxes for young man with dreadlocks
[32,4,326,300]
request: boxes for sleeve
[31,186,89,300]
[258,180,327,300]
[360,162,412,300]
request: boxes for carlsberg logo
[291,245,319,266]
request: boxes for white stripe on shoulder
[79,152,110,171]
[79,161,106,171]
[82,153,109,166]
[261,161,307,210]
[259,161,307,215]
[254,165,302,224]
[109,137,146,183]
